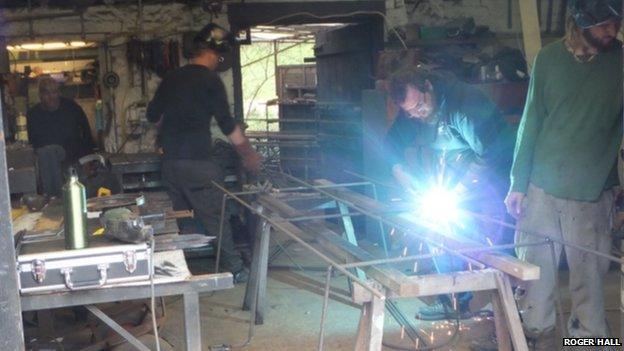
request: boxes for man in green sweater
[506,0,622,346]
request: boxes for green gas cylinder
[63,167,88,249]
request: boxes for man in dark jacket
[27,77,95,197]
[147,24,261,283]
[386,68,515,320]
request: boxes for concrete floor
[156,237,624,351]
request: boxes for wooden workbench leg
[491,291,512,351]
[354,295,385,351]
[494,272,529,351]
[183,292,202,351]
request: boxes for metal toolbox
[17,238,150,294]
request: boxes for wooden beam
[494,272,530,351]
[313,180,540,281]
[519,0,542,70]
[354,294,385,351]
[352,269,500,301]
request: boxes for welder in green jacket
[385,68,516,320]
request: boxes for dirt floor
[155,237,624,351]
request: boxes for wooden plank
[314,179,540,281]
[395,269,498,298]
[519,0,542,70]
[492,290,513,351]
[354,295,384,351]
[494,272,529,351]
[391,215,540,281]
[352,269,500,301]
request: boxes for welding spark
[407,185,467,238]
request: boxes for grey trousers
[161,158,244,273]
[35,144,66,197]
[515,184,614,337]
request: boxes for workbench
[20,265,233,351]
[14,192,233,350]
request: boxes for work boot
[232,268,249,284]
[526,328,558,351]
[415,301,472,321]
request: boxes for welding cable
[263,11,408,50]
[150,234,162,351]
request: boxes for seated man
[27,77,95,197]
[385,68,515,320]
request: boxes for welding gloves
[234,139,263,174]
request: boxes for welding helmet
[569,0,622,28]
[191,23,235,72]
[194,23,235,54]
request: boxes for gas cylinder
[63,167,88,249]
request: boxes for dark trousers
[161,158,244,273]
[35,144,66,197]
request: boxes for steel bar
[341,241,549,269]
[371,183,389,258]
[85,305,151,351]
[22,274,233,311]
[0,88,24,349]
[183,292,202,351]
[336,201,367,281]
[243,211,266,312]
[318,266,333,351]
[224,181,374,197]
[288,211,365,222]
[549,239,567,338]
[268,239,295,263]
[468,211,624,264]
[344,169,398,189]
[211,181,386,299]
[255,220,272,324]
[270,236,307,272]
[385,300,426,345]
[214,194,228,273]
[272,171,487,269]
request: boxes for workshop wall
[0,0,560,154]
[0,3,231,153]
[406,0,566,35]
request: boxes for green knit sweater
[510,40,623,201]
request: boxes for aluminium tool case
[17,237,150,294]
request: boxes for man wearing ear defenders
[147,23,262,283]
[506,0,622,348]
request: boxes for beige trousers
[515,184,614,337]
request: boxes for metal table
[16,191,233,350]
[21,273,233,350]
